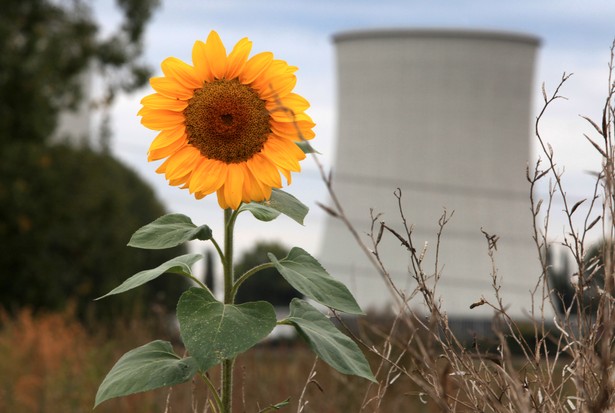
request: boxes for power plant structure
[319,29,541,320]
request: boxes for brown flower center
[183,79,271,163]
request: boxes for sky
[93,0,615,262]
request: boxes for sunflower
[138,31,315,210]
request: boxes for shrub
[0,143,190,321]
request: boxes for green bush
[0,143,190,321]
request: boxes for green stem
[178,271,209,291]
[210,236,225,264]
[221,358,235,413]
[223,208,235,304]
[200,372,223,412]
[221,207,239,413]
[230,262,276,300]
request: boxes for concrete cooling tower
[319,29,541,318]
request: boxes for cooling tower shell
[320,29,541,317]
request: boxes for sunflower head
[138,30,315,210]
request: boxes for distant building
[319,29,541,319]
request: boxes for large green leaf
[95,340,197,408]
[128,214,212,249]
[240,189,308,225]
[239,202,281,222]
[177,288,277,371]
[269,247,363,314]
[287,299,375,382]
[96,253,202,299]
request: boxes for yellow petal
[226,38,252,80]
[266,92,310,113]
[259,74,296,100]
[140,93,189,112]
[156,146,201,180]
[246,153,282,188]
[239,52,273,84]
[169,173,191,187]
[192,40,214,83]
[148,125,186,151]
[148,135,187,161]
[188,158,226,194]
[150,77,194,100]
[269,109,313,123]
[140,109,185,130]
[271,120,316,141]
[216,187,229,209]
[223,163,244,210]
[205,31,227,80]
[161,57,202,89]
[279,167,292,185]
[250,60,288,91]
[260,183,272,200]
[241,164,266,202]
[262,136,303,172]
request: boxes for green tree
[549,241,614,315]
[546,246,574,314]
[0,143,191,320]
[0,0,175,321]
[580,240,613,312]
[0,0,159,146]
[234,241,302,306]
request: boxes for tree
[0,0,159,146]
[0,0,184,321]
[0,143,191,320]
[580,240,613,312]
[234,242,302,306]
[546,246,574,314]
[548,241,614,315]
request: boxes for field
[0,308,437,412]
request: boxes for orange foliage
[0,308,91,411]
[0,308,167,412]
[0,308,412,412]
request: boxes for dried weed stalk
[309,41,615,412]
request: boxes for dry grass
[0,307,169,412]
[304,41,615,412]
[0,309,425,412]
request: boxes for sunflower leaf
[128,214,212,249]
[239,203,281,222]
[177,288,277,372]
[96,253,202,300]
[269,189,309,224]
[269,247,363,314]
[286,299,376,382]
[240,188,308,224]
[95,340,197,407]
[296,141,319,154]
